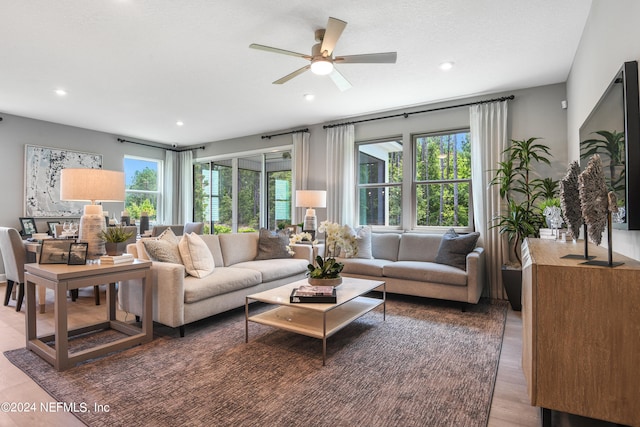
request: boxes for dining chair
[0,227,27,312]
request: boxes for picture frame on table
[68,242,88,265]
[47,221,60,236]
[39,239,74,264]
[19,217,37,237]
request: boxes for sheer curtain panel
[164,150,193,225]
[470,101,508,299]
[293,132,310,224]
[326,125,355,225]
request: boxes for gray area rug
[5,295,507,427]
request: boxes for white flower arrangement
[288,231,318,246]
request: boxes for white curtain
[470,101,509,299]
[163,150,193,225]
[293,131,310,224]
[326,125,355,225]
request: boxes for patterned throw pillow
[434,228,480,271]
[179,232,215,278]
[142,228,183,265]
[255,228,292,260]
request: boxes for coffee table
[245,277,385,365]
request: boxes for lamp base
[303,208,317,240]
[79,205,106,259]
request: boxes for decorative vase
[104,242,128,256]
[307,277,342,287]
[140,212,149,235]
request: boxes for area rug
[5,296,507,427]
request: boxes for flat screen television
[579,61,640,230]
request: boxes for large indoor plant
[491,137,551,310]
[306,221,357,286]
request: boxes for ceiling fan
[249,17,397,91]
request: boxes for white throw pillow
[340,225,373,259]
[179,232,215,278]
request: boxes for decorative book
[100,253,135,264]
[290,285,337,303]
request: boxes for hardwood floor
[0,283,623,426]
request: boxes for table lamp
[295,190,326,238]
[60,168,125,259]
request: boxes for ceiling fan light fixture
[310,58,334,75]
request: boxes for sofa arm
[465,247,486,304]
[290,244,314,264]
[118,261,186,328]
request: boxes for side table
[24,260,153,371]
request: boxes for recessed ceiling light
[176,121,184,126]
[439,62,454,71]
[54,89,67,96]
[303,94,315,101]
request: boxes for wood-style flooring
[0,283,621,426]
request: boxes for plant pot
[502,265,522,311]
[104,242,128,256]
[307,277,342,287]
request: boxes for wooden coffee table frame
[245,278,385,365]
[24,260,153,371]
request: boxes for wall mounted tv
[579,60,640,230]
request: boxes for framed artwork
[47,221,60,236]
[39,239,74,264]
[68,243,88,265]
[19,217,37,237]
[24,145,102,218]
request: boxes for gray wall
[566,0,640,260]
[195,82,569,225]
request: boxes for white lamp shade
[60,168,125,203]
[296,190,327,208]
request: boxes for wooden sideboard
[521,238,640,426]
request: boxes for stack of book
[100,253,135,264]
[290,285,337,303]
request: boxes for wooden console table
[521,238,640,426]
[24,260,152,371]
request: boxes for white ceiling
[0,0,592,145]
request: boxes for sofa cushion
[183,267,262,303]
[179,232,215,278]
[255,228,292,260]
[219,233,259,266]
[233,258,308,282]
[397,234,442,262]
[342,226,373,259]
[383,261,468,286]
[371,233,401,261]
[435,229,480,271]
[340,258,395,277]
[142,229,183,265]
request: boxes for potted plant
[491,137,551,310]
[305,221,357,287]
[99,225,135,256]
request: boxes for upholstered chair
[183,222,204,235]
[0,227,27,312]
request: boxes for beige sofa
[118,232,312,336]
[338,233,485,305]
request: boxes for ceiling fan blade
[329,67,352,92]
[335,52,398,64]
[273,65,311,84]
[249,43,311,60]
[320,17,347,56]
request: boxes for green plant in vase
[306,221,357,286]
[99,225,135,256]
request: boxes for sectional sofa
[118,232,312,336]
[338,232,485,305]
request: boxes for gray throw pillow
[255,228,292,260]
[434,228,480,270]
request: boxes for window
[124,156,163,224]
[413,130,472,229]
[194,150,292,234]
[357,139,403,227]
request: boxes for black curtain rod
[117,137,205,152]
[261,128,309,140]
[323,95,515,129]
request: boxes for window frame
[412,129,473,233]
[123,155,164,223]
